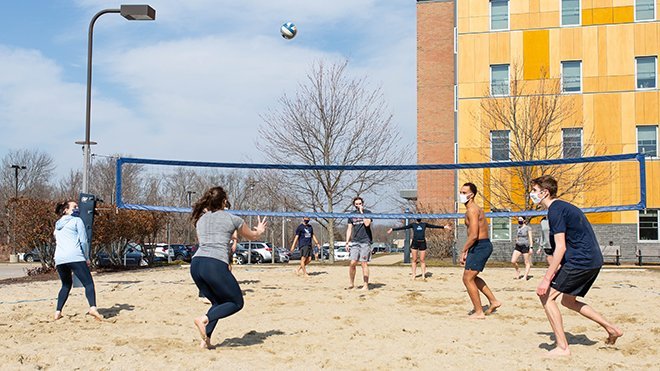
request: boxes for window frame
[560,0,582,27]
[489,0,510,31]
[490,217,512,241]
[635,56,657,90]
[562,127,583,159]
[561,60,582,93]
[490,130,510,162]
[638,209,660,242]
[636,125,659,158]
[634,0,656,22]
[490,64,510,97]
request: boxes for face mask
[459,193,470,204]
[518,221,524,225]
[530,191,543,205]
[303,220,309,224]
[71,208,80,217]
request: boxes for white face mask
[459,193,471,204]
[530,191,544,204]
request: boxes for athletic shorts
[300,245,313,258]
[349,242,371,262]
[551,267,600,297]
[514,244,530,254]
[411,240,427,251]
[465,239,493,272]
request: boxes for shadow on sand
[537,331,598,350]
[98,303,135,318]
[217,330,285,347]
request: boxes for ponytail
[191,186,227,225]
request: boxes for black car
[95,243,146,267]
[234,245,263,264]
[169,244,193,262]
[23,248,42,262]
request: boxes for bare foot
[199,338,212,349]
[605,327,623,345]
[468,312,486,320]
[53,312,63,321]
[87,308,103,321]
[360,284,369,291]
[485,301,502,315]
[345,284,354,290]
[543,347,571,357]
[194,316,209,345]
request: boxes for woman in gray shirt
[511,217,533,280]
[190,186,267,349]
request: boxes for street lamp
[10,165,27,198]
[185,191,196,243]
[80,5,156,193]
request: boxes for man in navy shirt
[532,175,622,356]
[290,217,321,277]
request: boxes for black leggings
[191,257,244,338]
[56,261,97,311]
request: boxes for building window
[639,209,659,241]
[491,217,511,241]
[562,128,582,158]
[490,64,509,96]
[637,125,658,157]
[490,0,509,31]
[491,130,510,161]
[636,56,657,89]
[561,0,581,26]
[636,0,655,21]
[561,61,581,93]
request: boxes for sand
[0,263,658,370]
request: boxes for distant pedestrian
[290,217,321,277]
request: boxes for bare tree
[1,149,55,202]
[55,169,83,200]
[471,64,607,212]
[258,60,407,261]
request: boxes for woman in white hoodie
[53,200,102,321]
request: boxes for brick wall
[417,0,456,212]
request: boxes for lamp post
[10,165,27,198]
[186,191,196,243]
[79,5,156,193]
[248,182,255,264]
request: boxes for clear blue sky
[0,0,416,179]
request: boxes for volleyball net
[114,153,647,219]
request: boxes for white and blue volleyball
[280,22,297,39]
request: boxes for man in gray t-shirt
[345,196,372,290]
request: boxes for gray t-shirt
[516,224,530,246]
[194,210,244,264]
[348,209,372,243]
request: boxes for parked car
[235,245,263,264]
[143,243,173,262]
[238,242,272,261]
[95,243,147,267]
[22,248,42,262]
[320,243,349,261]
[371,242,390,254]
[169,244,193,262]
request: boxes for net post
[637,153,647,210]
[115,157,124,208]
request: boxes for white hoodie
[53,215,88,265]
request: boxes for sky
[0,0,417,180]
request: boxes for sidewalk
[0,263,39,280]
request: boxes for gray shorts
[349,242,371,262]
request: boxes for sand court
[0,264,658,370]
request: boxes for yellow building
[418,0,660,258]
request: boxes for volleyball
[280,22,297,39]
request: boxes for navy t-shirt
[348,209,372,243]
[547,200,603,269]
[295,224,314,247]
[393,222,443,241]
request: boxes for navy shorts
[465,239,493,272]
[551,267,600,297]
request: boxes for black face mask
[303,220,309,225]
[518,221,524,225]
[416,219,422,223]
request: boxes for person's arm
[460,209,479,264]
[391,224,413,231]
[77,218,90,261]
[290,235,299,251]
[312,234,321,248]
[537,232,566,296]
[231,231,238,252]
[527,228,534,252]
[238,216,267,240]
[426,223,445,229]
[345,223,353,245]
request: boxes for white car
[145,243,175,261]
[238,241,273,262]
[322,243,350,261]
